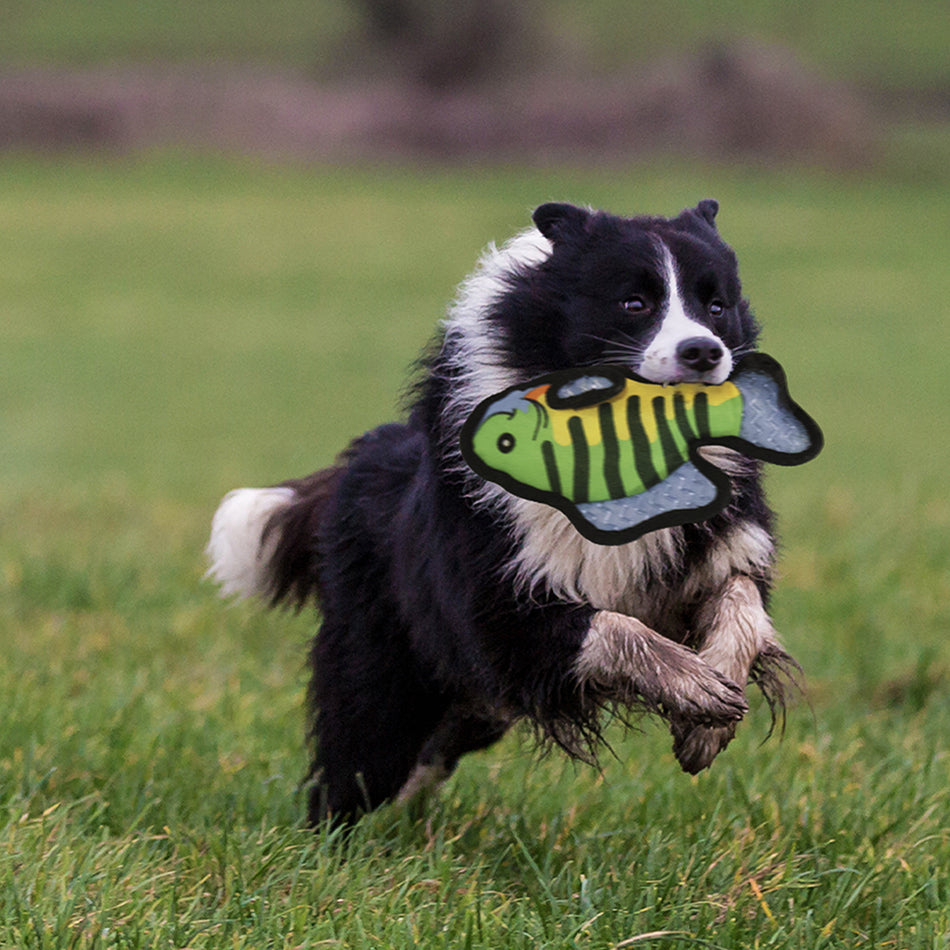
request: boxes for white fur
[639,245,733,385]
[440,228,763,615]
[696,444,755,477]
[439,225,689,610]
[206,487,295,599]
[575,612,667,684]
[507,498,684,610]
[441,231,551,445]
[508,504,772,614]
[680,521,774,602]
[696,574,777,684]
[440,226,555,515]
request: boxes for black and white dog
[207,200,798,823]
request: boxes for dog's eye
[708,299,725,317]
[621,296,650,315]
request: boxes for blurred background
[1,2,950,943]
[1,0,947,165]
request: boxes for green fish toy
[459,353,823,545]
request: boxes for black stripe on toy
[567,416,589,503]
[693,391,710,438]
[626,395,661,489]
[598,402,625,499]
[653,396,683,475]
[541,440,562,496]
[673,391,696,443]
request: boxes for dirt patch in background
[0,43,909,167]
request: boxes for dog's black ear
[696,199,720,228]
[533,202,589,242]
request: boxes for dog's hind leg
[672,574,800,773]
[395,708,511,805]
[306,614,449,825]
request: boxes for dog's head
[495,200,757,385]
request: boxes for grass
[1,152,950,947]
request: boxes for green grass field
[1,154,949,948]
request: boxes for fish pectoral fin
[571,461,727,541]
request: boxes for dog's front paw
[577,610,748,728]
[658,658,747,728]
[663,657,746,772]
[671,721,737,774]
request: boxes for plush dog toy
[461,353,822,544]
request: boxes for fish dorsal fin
[547,368,626,410]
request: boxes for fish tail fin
[732,355,823,463]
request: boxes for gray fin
[555,374,616,400]
[575,461,719,534]
[734,368,813,454]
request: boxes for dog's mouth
[632,362,733,386]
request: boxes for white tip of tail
[206,487,295,599]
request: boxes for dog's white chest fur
[508,499,679,610]
[508,497,774,614]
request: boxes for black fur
[223,201,799,823]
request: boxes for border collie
[207,200,798,823]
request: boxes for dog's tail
[206,467,341,609]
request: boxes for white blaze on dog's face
[636,246,734,385]
[518,201,752,391]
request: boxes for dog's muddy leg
[673,574,799,773]
[396,710,510,804]
[574,610,748,729]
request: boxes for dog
[207,199,799,824]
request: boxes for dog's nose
[676,337,724,373]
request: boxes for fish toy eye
[497,433,516,454]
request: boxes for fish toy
[460,353,823,545]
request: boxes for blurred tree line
[347,0,536,88]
